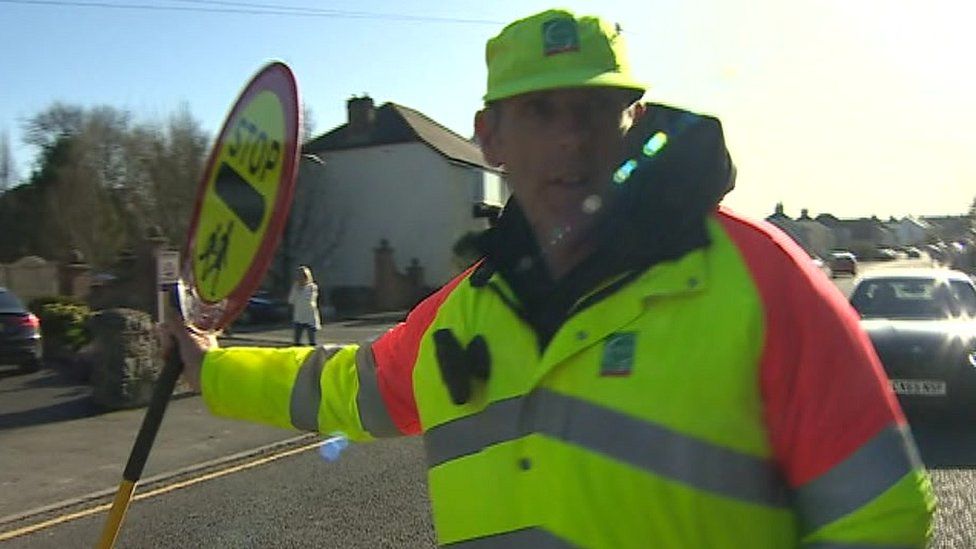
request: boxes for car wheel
[19,358,41,374]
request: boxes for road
[3,438,436,548]
[2,261,975,547]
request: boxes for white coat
[288,282,321,329]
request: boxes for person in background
[165,8,934,547]
[288,265,320,346]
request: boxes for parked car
[849,269,976,423]
[0,287,43,373]
[828,251,857,277]
[809,254,832,278]
[235,291,291,325]
[875,248,900,261]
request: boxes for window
[850,277,976,319]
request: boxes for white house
[766,206,835,258]
[885,217,930,247]
[279,96,507,311]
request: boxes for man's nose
[551,109,593,150]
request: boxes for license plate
[890,379,947,396]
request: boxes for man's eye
[589,97,621,115]
[527,99,553,118]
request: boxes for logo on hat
[543,18,579,56]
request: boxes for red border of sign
[181,61,300,331]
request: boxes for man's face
[477,87,641,249]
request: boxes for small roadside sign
[156,251,180,285]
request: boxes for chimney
[347,95,375,137]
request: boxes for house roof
[304,102,498,172]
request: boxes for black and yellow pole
[96,295,183,548]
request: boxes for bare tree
[0,130,15,193]
[270,158,345,295]
[301,103,316,143]
[44,143,127,266]
[22,103,84,151]
[969,194,975,234]
[14,103,209,267]
[128,103,209,246]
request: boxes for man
[167,8,934,547]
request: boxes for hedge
[28,296,92,351]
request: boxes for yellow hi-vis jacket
[201,209,934,547]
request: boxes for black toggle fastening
[469,261,496,288]
[433,329,491,405]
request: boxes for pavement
[0,315,402,525]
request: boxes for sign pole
[96,297,182,548]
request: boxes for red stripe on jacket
[370,265,476,435]
[717,208,906,487]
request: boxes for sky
[1,0,974,220]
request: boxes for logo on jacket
[600,332,636,376]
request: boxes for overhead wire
[0,0,504,24]
[171,0,503,24]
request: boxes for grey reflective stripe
[425,397,522,467]
[289,346,341,431]
[355,344,401,437]
[530,389,789,508]
[803,541,915,549]
[442,527,573,548]
[424,389,789,508]
[796,424,921,534]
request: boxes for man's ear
[474,109,503,167]
[628,101,648,126]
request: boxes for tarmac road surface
[2,264,976,546]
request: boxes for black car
[235,291,291,325]
[849,269,976,422]
[0,287,43,373]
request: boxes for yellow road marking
[0,440,322,542]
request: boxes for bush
[29,296,92,351]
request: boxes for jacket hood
[592,102,736,268]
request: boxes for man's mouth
[548,176,590,189]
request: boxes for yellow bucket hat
[484,9,647,102]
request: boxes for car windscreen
[850,277,976,319]
[951,280,976,316]
[0,290,26,313]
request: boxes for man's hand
[158,318,219,392]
